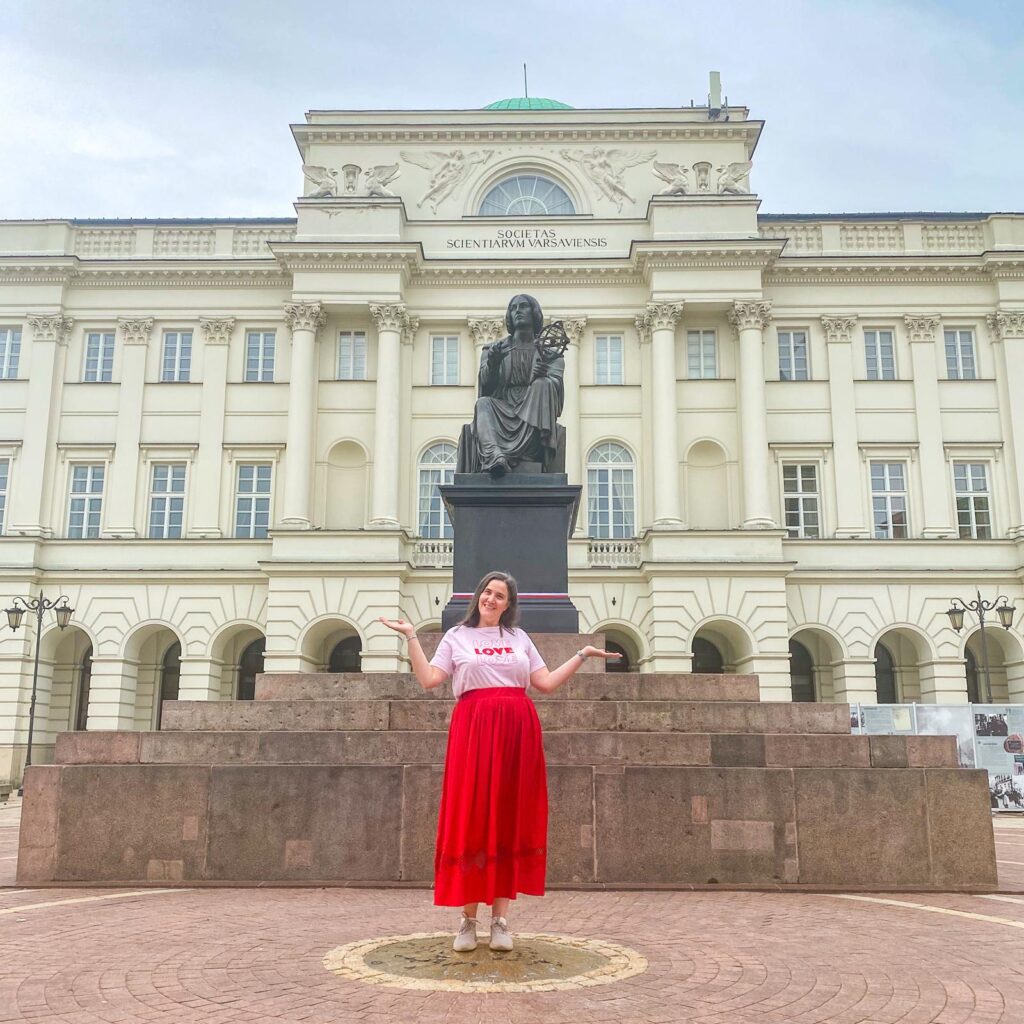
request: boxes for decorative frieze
[467,317,505,347]
[117,317,154,345]
[922,222,984,252]
[153,228,215,256]
[728,300,772,332]
[369,303,408,333]
[75,228,136,258]
[27,314,74,345]
[820,315,858,345]
[903,314,941,344]
[283,302,326,334]
[759,222,823,253]
[839,223,904,252]
[987,310,1024,341]
[199,317,236,345]
[232,227,296,256]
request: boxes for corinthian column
[728,300,775,529]
[191,317,234,536]
[989,309,1024,536]
[370,303,408,528]
[468,317,505,357]
[639,301,684,527]
[281,302,325,528]
[104,317,154,536]
[7,314,72,537]
[905,314,954,538]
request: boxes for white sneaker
[453,915,478,952]
[489,915,513,952]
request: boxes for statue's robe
[457,337,564,473]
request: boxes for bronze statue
[457,294,567,476]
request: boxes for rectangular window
[67,464,104,538]
[687,330,717,380]
[864,329,896,380]
[245,331,275,382]
[0,327,22,379]
[430,335,459,386]
[161,331,192,382]
[148,463,186,539]
[782,464,820,538]
[954,462,992,539]
[83,332,115,382]
[0,459,8,534]
[778,329,809,381]
[337,331,368,381]
[945,329,977,380]
[234,463,272,538]
[870,461,909,539]
[595,334,624,385]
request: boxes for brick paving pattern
[4,800,1024,1022]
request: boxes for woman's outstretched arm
[529,645,621,694]
[379,617,448,690]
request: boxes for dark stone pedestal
[440,473,581,633]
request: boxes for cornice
[765,257,992,286]
[73,263,291,288]
[0,258,77,285]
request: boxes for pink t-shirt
[429,625,546,698]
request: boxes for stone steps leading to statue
[159,698,852,735]
[54,729,958,769]
[253,671,761,703]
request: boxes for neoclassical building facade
[1,94,1023,782]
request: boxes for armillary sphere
[535,320,570,358]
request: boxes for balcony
[587,539,641,568]
[412,539,454,568]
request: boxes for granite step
[55,729,958,769]
[160,698,851,735]
[254,672,761,703]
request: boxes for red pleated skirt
[433,687,548,907]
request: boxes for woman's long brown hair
[458,570,520,635]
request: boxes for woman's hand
[581,646,622,660]
[379,616,415,639]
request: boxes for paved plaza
[4,800,1024,1022]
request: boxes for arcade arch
[872,627,934,704]
[964,627,1024,704]
[299,616,364,673]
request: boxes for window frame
[952,460,993,539]
[233,462,273,539]
[0,326,22,379]
[777,328,810,381]
[944,328,978,381]
[869,460,910,539]
[781,462,821,538]
[147,462,188,539]
[417,442,457,538]
[864,328,896,381]
[594,334,625,386]
[244,329,276,383]
[337,330,368,381]
[83,330,116,383]
[478,174,576,216]
[160,330,193,383]
[429,335,460,386]
[0,457,9,535]
[686,329,718,380]
[67,463,106,539]
[586,442,637,539]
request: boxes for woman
[379,570,619,952]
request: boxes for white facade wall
[0,102,1022,782]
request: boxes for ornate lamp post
[946,591,1017,705]
[4,593,74,795]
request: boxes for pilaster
[917,659,970,704]
[831,657,880,706]
[103,317,153,537]
[560,317,587,533]
[728,300,775,529]
[988,310,1024,537]
[85,656,139,730]
[369,302,408,528]
[905,314,955,538]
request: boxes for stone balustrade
[587,539,641,568]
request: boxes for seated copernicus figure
[457,294,566,476]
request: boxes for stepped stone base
[17,663,998,891]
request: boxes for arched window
[237,638,266,701]
[874,642,897,703]
[479,175,575,216]
[418,443,457,538]
[789,639,816,702]
[586,443,635,538]
[155,641,181,729]
[329,636,362,673]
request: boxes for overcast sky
[2,0,1022,220]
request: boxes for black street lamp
[4,593,74,795]
[947,591,1017,705]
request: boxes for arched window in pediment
[479,175,575,216]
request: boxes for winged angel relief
[400,149,494,212]
[560,147,656,211]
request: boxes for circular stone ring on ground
[322,931,648,993]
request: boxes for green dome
[484,97,573,110]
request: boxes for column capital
[27,313,73,345]
[401,315,419,346]
[561,317,588,345]
[903,313,941,344]
[284,302,326,335]
[820,314,858,344]
[369,302,408,333]
[467,317,505,347]
[634,312,651,345]
[987,309,1024,341]
[199,317,236,345]
[117,317,154,346]
[728,300,772,332]
[645,301,685,331]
